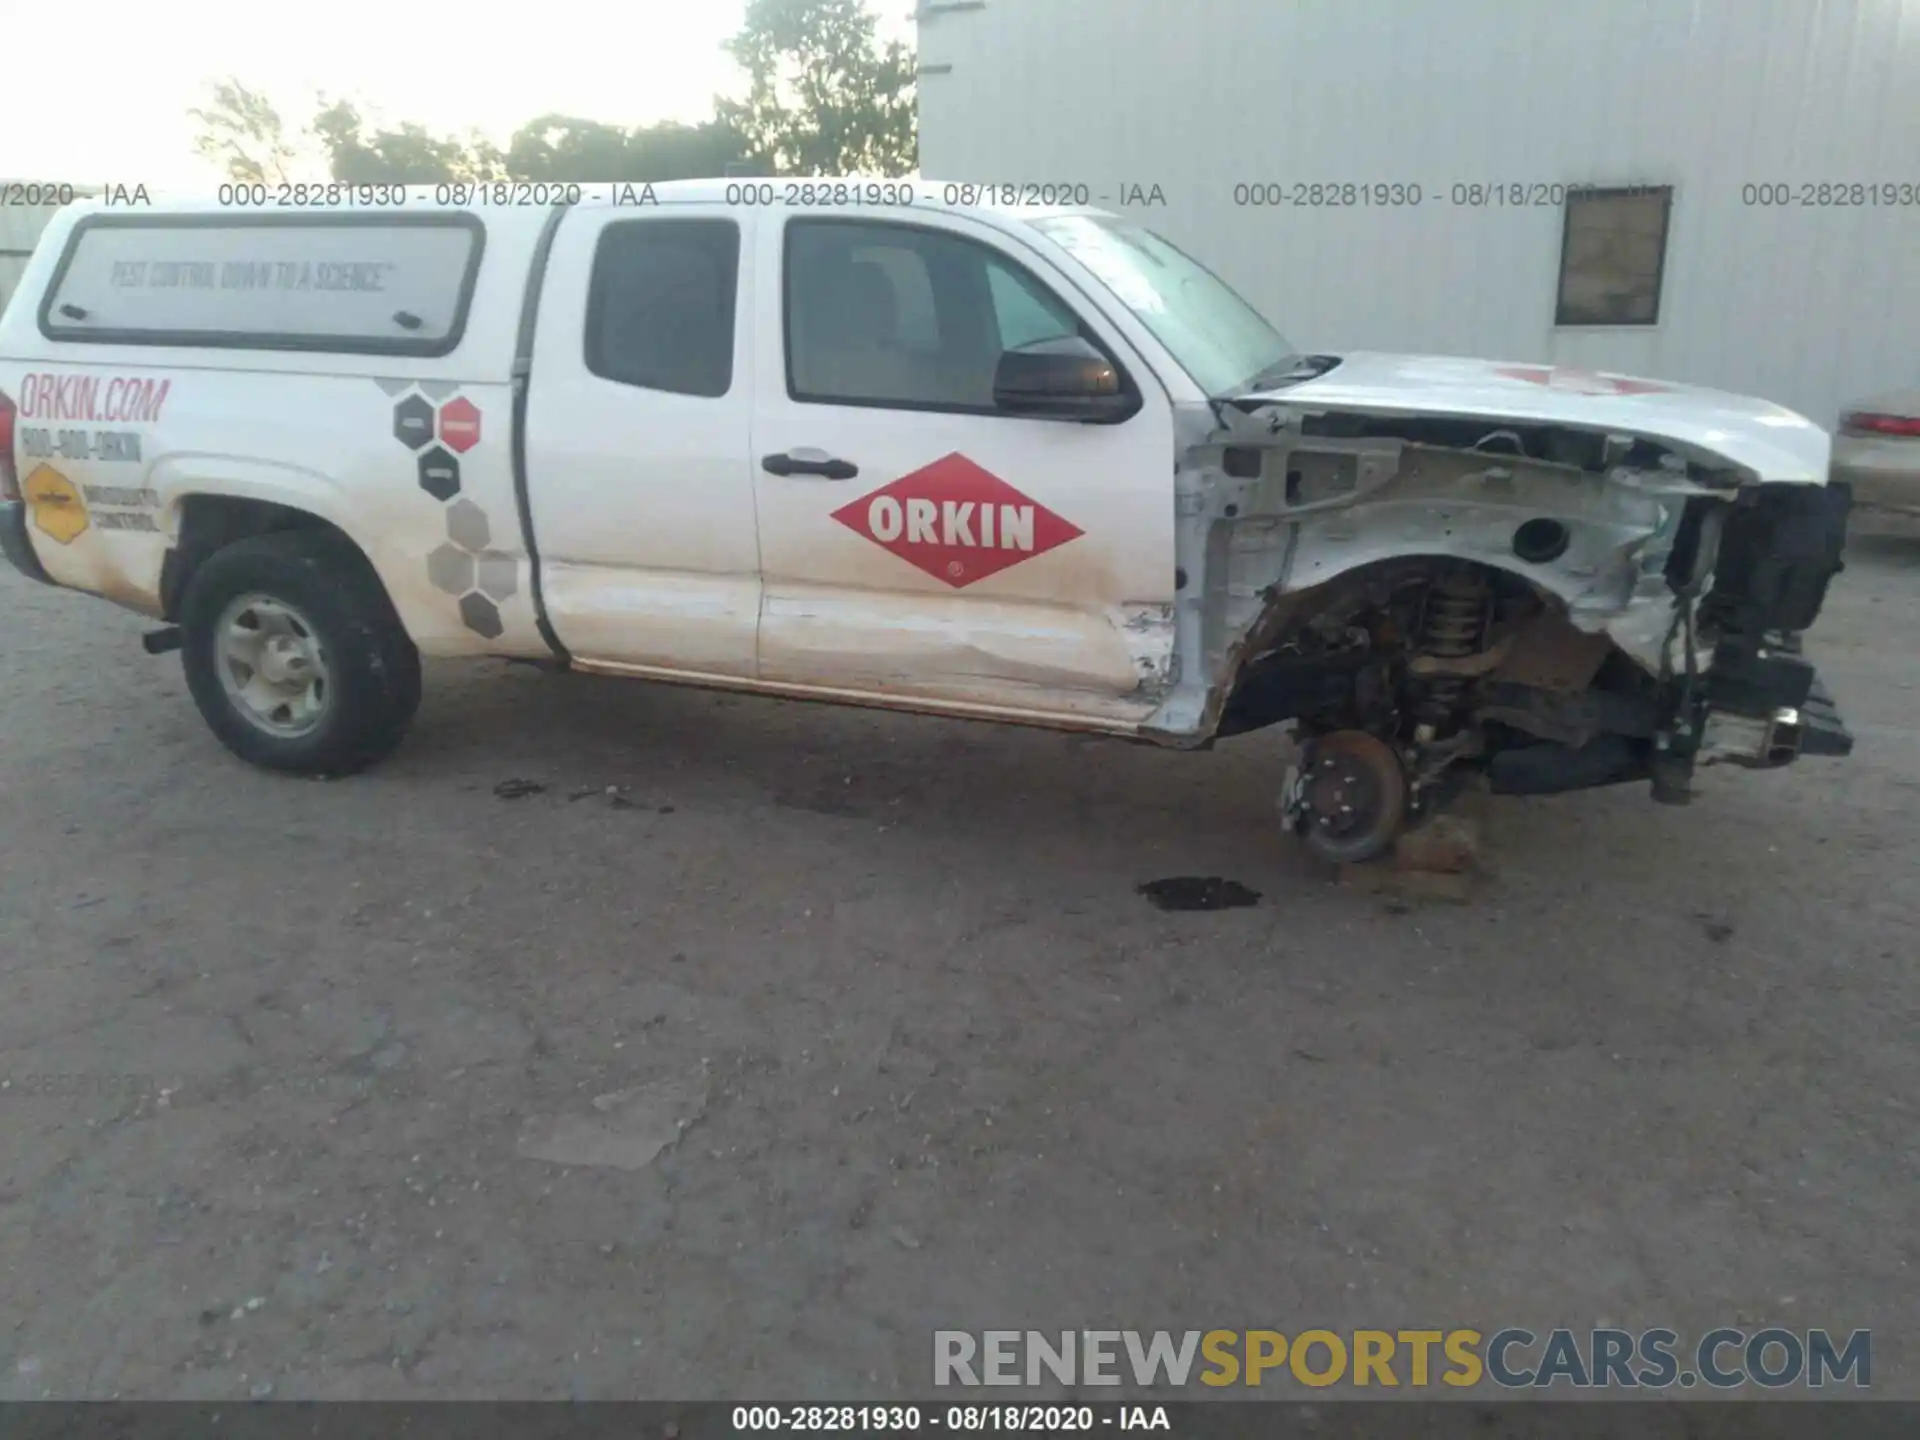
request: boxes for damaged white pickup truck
[0,186,1852,862]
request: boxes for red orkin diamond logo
[830,452,1084,588]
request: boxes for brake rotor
[1292,730,1408,865]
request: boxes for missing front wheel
[1283,729,1409,865]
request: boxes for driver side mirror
[993,336,1137,423]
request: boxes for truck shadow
[394,657,1823,912]
[1842,530,1920,562]
[411,660,1293,859]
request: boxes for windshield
[1029,215,1297,396]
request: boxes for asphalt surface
[0,537,1915,1401]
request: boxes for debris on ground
[1333,813,1482,904]
[516,1074,708,1172]
[568,784,641,810]
[1341,865,1476,905]
[1137,877,1262,911]
[493,779,546,799]
[1393,815,1480,874]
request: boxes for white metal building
[916,0,1920,426]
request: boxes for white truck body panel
[745,203,1177,722]
[525,201,764,678]
[0,201,548,655]
[1264,351,1832,484]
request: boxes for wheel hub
[214,593,332,738]
[1285,729,1409,865]
[1302,753,1383,837]
[257,634,312,686]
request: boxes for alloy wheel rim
[214,592,332,738]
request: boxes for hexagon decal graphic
[23,464,89,545]
[829,452,1084,588]
[418,446,461,502]
[428,543,476,596]
[475,553,518,601]
[459,592,503,639]
[446,498,490,551]
[438,396,482,453]
[393,394,435,450]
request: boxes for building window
[1555,186,1673,327]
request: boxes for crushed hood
[1251,352,1831,483]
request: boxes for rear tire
[180,530,422,775]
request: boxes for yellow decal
[23,464,89,545]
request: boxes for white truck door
[524,205,760,676]
[749,211,1176,724]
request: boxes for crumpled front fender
[1144,400,1718,742]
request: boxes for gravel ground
[0,538,1915,1402]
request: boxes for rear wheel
[180,530,421,775]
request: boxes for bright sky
[3,0,907,190]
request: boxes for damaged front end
[1145,378,1854,863]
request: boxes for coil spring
[1416,571,1490,726]
[1423,581,1483,656]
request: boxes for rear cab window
[37,212,485,356]
[584,219,740,398]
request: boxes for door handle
[762,450,858,480]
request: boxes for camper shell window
[38,212,486,356]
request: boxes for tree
[626,120,753,180]
[506,115,748,183]
[188,79,299,185]
[505,116,633,182]
[719,0,917,176]
[312,100,506,184]
[186,0,918,186]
